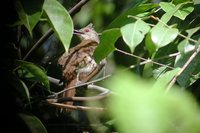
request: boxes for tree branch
[48,102,105,111]
[166,45,200,92]
[47,84,111,103]
[115,48,174,69]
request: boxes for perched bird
[58,24,102,111]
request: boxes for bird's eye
[84,28,90,32]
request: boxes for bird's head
[74,23,99,43]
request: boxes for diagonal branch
[47,85,111,103]
[115,48,174,69]
[48,102,105,111]
[166,45,200,92]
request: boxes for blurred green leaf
[193,0,200,5]
[19,113,47,133]
[16,60,50,90]
[108,3,158,28]
[15,0,43,36]
[173,0,191,5]
[160,2,194,20]
[94,28,121,63]
[107,72,200,133]
[120,19,150,53]
[151,25,178,48]
[43,0,73,52]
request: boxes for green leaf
[107,72,200,133]
[145,32,157,55]
[151,25,178,48]
[10,73,30,101]
[160,2,194,20]
[16,60,50,90]
[178,27,200,54]
[152,68,181,90]
[120,19,150,53]
[15,0,43,36]
[94,28,121,63]
[108,3,158,28]
[175,51,200,87]
[193,0,200,5]
[178,39,195,54]
[157,2,184,26]
[43,0,73,52]
[173,0,191,5]
[19,113,47,133]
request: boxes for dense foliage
[2,0,200,132]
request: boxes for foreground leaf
[43,0,73,51]
[107,72,200,133]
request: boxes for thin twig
[166,45,200,92]
[48,102,105,111]
[47,84,111,102]
[23,0,89,60]
[115,48,174,69]
[48,74,111,98]
[23,29,54,60]
[150,15,198,43]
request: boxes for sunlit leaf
[107,72,200,133]
[108,3,158,28]
[160,2,194,20]
[43,0,73,52]
[15,0,43,36]
[94,28,121,63]
[19,113,47,133]
[16,60,50,90]
[151,25,178,48]
[120,19,150,52]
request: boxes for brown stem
[48,102,105,111]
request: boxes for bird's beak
[74,29,84,35]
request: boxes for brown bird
[58,24,102,110]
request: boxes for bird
[58,23,102,111]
